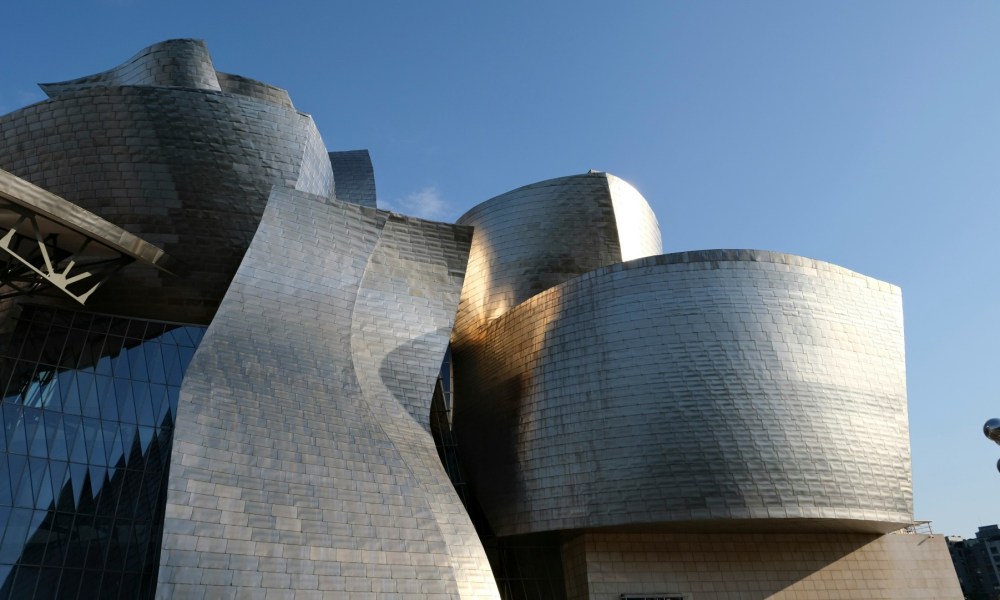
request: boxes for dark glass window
[0,306,204,600]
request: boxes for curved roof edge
[38,39,294,108]
[457,171,612,224]
[588,248,901,294]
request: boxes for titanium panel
[329,150,378,208]
[0,40,334,324]
[453,250,910,536]
[452,172,660,339]
[39,39,222,97]
[158,186,498,598]
[606,174,661,261]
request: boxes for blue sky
[3,1,998,537]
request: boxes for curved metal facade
[0,39,333,324]
[0,40,502,599]
[158,186,498,598]
[453,172,661,339]
[0,38,948,600]
[329,150,378,208]
[453,250,910,536]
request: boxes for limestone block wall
[454,250,910,536]
[560,531,962,600]
[157,186,498,599]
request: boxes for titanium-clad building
[0,39,961,599]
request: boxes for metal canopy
[0,169,173,304]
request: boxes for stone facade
[562,531,960,600]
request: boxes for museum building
[0,40,962,599]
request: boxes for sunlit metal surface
[453,171,660,339]
[0,39,334,323]
[158,186,499,599]
[453,250,911,536]
[606,173,662,260]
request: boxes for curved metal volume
[453,250,911,536]
[329,150,378,208]
[0,39,333,324]
[158,187,498,598]
[453,172,661,338]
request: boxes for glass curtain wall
[0,306,205,599]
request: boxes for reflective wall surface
[158,187,498,599]
[0,306,204,599]
[0,39,334,324]
[329,150,377,208]
[453,251,911,537]
[0,39,948,599]
[453,172,661,339]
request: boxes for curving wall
[0,39,333,324]
[453,250,910,536]
[39,39,222,97]
[329,150,377,208]
[452,172,661,339]
[158,186,499,598]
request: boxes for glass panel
[86,517,112,570]
[47,413,67,461]
[81,419,101,467]
[129,345,149,383]
[4,406,25,455]
[13,459,35,508]
[28,412,52,458]
[5,455,26,507]
[31,459,53,510]
[20,408,42,457]
[124,320,148,341]
[0,457,10,506]
[61,371,81,416]
[39,371,63,411]
[34,567,61,598]
[79,372,101,419]
[0,564,12,600]
[111,342,131,379]
[0,306,205,598]
[55,465,75,513]
[0,508,32,563]
[69,463,88,512]
[56,568,82,599]
[48,461,67,510]
[43,513,71,568]
[10,565,39,599]
[148,342,168,386]
[68,418,89,465]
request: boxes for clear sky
[2,1,998,537]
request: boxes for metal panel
[0,40,334,324]
[329,150,378,208]
[39,39,222,97]
[453,172,660,339]
[157,186,498,598]
[453,250,910,536]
